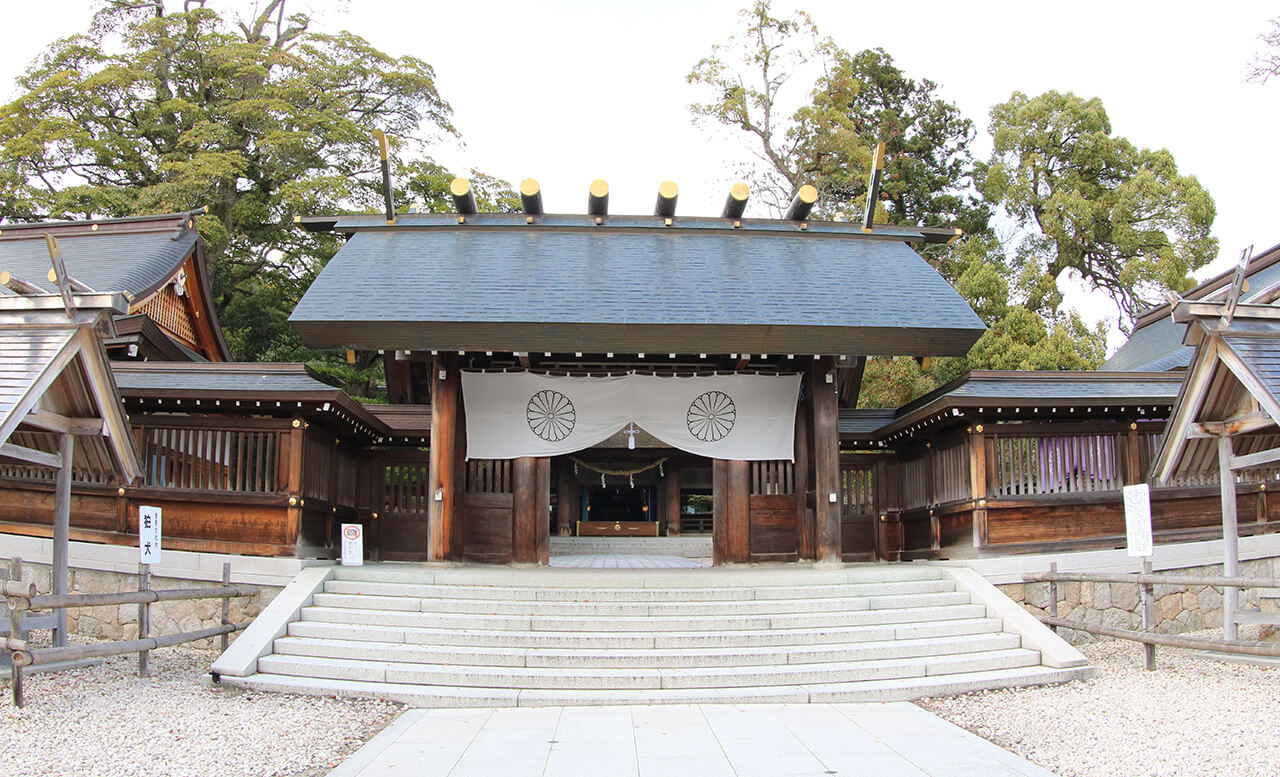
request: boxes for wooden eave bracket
[24,409,104,435]
[0,441,61,469]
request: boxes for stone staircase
[216,564,1091,707]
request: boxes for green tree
[980,91,1217,328]
[687,1,987,233]
[0,0,515,365]
[1248,16,1280,83]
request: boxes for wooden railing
[750,460,794,495]
[1023,566,1280,668]
[992,433,1123,496]
[141,425,280,492]
[3,557,259,707]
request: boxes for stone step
[227,663,1090,707]
[270,631,1023,670]
[307,589,971,617]
[298,602,990,633]
[255,647,1042,691]
[287,615,1006,650]
[328,564,947,588]
[319,578,955,602]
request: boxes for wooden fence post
[8,557,25,707]
[138,563,151,678]
[1141,558,1156,670]
[220,563,232,653]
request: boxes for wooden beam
[52,432,72,646]
[24,409,104,435]
[1219,435,1240,641]
[784,185,818,221]
[556,460,576,536]
[839,356,867,407]
[810,356,841,562]
[512,456,544,565]
[1229,446,1280,472]
[1195,409,1277,438]
[721,182,749,219]
[0,442,61,469]
[654,180,678,218]
[663,465,681,536]
[520,179,543,215]
[588,179,609,216]
[428,353,460,561]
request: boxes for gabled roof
[1154,302,1280,483]
[290,213,985,356]
[0,294,142,482]
[1102,241,1280,372]
[111,362,429,442]
[839,371,1184,446]
[0,212,230,361]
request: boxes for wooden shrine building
[290,190,985,565]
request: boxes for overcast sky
[3,1,1278,347]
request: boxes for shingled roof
[839,371,1185,446]
[1102,241,1280,372]
[290,213,986,356]
[0,212,229,361]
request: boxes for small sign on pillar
[341,523,364,566]
[1122,484,1153,557]
[138,506,162,563]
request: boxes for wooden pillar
[512,456,549,565]
[537,457,551,564]
[556,460,576,536]
[451,392,468,559]
[970,424,989,549]
[284,420,303,551]
[713,458,750,564]
[52,432,72,647]
[1218,435,1240,641]
[793,397,813,560]
[874,456,903,561]
[1125,421,1143,485]
[663,466,682,536]
[428,353,460,561]
[809,357,841,563]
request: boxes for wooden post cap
[785,185,818,221]
[588,179,609,216]
[520,178,543,215]
[450,178,477,215]
[654,180,678,218]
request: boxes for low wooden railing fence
[3,557,259,707]
[1023,565,1280,670]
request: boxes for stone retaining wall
[9,561,281,648]
[997,556,1280,643]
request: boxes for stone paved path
[328,702,1058,777]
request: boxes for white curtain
[460,371,801,461]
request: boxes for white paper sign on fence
[1122,484,1153,557]
[138,505,162,564]
[341,523,364,566]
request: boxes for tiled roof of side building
[870,370,1186,441]
[111,362,344,395]
[0,212,200,301]
[290,216,986,356]
[1221,335,1280,405]
[1102,240,1280,372]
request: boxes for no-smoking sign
[340,523,363,566]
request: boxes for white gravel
[920,627,1280,777]
[0,641,402,777]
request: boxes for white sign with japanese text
[341,523,363,566]
[1123,484,1153,557]
[139,505,162,564]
